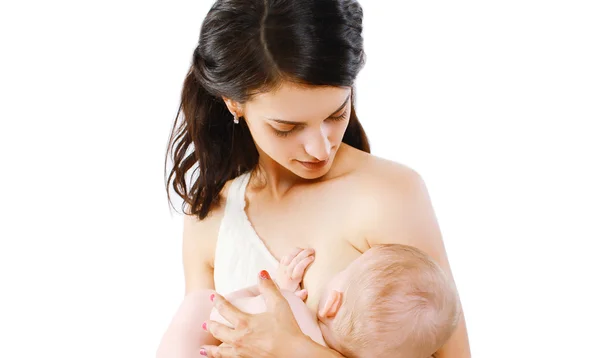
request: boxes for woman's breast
[302,236,363,313]
[245,177,370,313]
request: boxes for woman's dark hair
[165,0,369,220]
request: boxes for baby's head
[317,244,460,358]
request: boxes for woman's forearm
[290,336,344,358]
[314,345,345,358]
[156,290,220,358]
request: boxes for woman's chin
[290,153,338,179]
[292,162,332,180]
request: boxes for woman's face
[239,82,352,180]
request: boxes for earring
[233,113,240,124]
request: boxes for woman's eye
[273,126,296,137]
[271,108,349,138]
[328,109,349,122]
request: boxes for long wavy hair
[165,0,369,220]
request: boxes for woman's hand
[200,270,334,358]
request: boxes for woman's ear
[317,291,343,320]
[222,96,242,116]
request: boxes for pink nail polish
[209,293,215,302]
[200,348,207,356]
[202,322,207,331]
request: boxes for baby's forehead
[348,248,427,273]
[357,247,406,262]
[348,250,396,270]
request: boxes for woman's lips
[298,158,329,170]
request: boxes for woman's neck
[251,143,354,200]
[252,158,305,200]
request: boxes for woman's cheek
[257,130,293,160]
[330,122,349,145]
[250,126,276,151]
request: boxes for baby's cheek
[209,307,234,328]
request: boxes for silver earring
[233,113,240,124]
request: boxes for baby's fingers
[280,247,303,266]
[294,289,308,301]
[291,255,315,280]
[288,248,314,269]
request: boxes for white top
[213,171,279,295]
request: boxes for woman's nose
[303,127,331,161]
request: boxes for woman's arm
[202,271,344,358]
[182,213,220,294]
[363,165,471,357]
[156,289,220,358]
[156,213,222,357]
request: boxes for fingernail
[202,321,207,331]
[259,270,270,280]
[209,293,215,302]
[200,348,207,356]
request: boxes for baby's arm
[209,291,326,346]
[274,248,324,345]
[222,285,260,301]
[209,248,324,345]
[211,246,317,328]
[158,248,317,358]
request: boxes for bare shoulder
[182,178,236,293]
[341,146,436,242]
[183,179,235,235]
[340,145,425,198]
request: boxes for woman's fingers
[257,270,289,310]
[212,294,248,328]
[205,321,237,347]
[201,344,236,357]
[200,271,307,358]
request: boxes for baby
[208,244,460,358]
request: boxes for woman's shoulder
[329,147,431,251]
[181,174,244,283]
[333,146,429,223]
[340,145,424,194]
[182,173,243,246]
[340,148,443,253]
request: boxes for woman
[161,0,470,357]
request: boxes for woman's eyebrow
[265,93,351,125]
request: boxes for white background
[1,1,598,357]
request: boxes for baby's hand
[276,247,315,299]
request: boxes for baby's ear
[317,291,343,320]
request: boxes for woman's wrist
[290,335,343,358]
